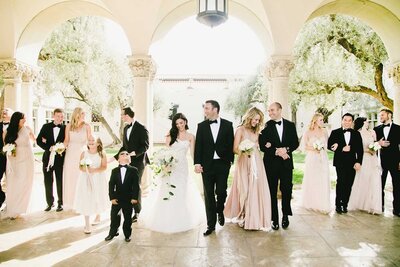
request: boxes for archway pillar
[389,63,400,124]
[0,59,37,126]
[265,55,294,119]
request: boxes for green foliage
[290,14,389,113]
[225,72,267,119]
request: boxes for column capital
[389,63,400,85]
[0,59,39,82]
[127,55,157,79]
[265,56,294,80]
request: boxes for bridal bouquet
[150,148,178,178]
[80,158,93,167]
[368,141,381,152]
[238,139,255,157]
[313,139,325,151]
[3,143,16,157]
[52,142,65,155]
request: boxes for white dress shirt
[120,166,127,183]
[343,129,351,145]
[275,119,283,142]
[53,126,60,141]
[383,123,391,140]
[210,117,221,159]
[126,120,135,141]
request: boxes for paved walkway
[0,161,399,266]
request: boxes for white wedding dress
[139,139,206,233]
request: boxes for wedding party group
[0,100,399,243]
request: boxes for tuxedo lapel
[206,122,215,143]
[215,120,224,144]
[269,121,281,145]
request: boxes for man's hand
[342,145,351,152]
[265,142,272,148]
[276,147,288,156]
[131,199,138,204]
[129,151,136,156]
[331,143,338,151]
[194,164,203,173]
[111,199,118,205]
[42,137,47,144]
[354,163,361,171]
[281,153,290,160]
[378,138,390,147]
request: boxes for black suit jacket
[0,122,6,150]
[115,121,150,168]
[36,122,66,168]
[194,118,234,170]
[259,119,299,170]
[374,123,400,169]
[328,128,363,167]
[109,165,140,202]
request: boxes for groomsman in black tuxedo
[37,108,66,212]
[0,108,13,210]
[194,100,234,236]
[374,108,400,216]
[259,102,299,230]
[105,150,140,242]
[114,107,149,222]
[328,113,363,214]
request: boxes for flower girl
[74,135,108,233]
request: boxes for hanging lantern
[197,0,228,28]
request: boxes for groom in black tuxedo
[106,150,140,242]
[194,100,234,236]
[0,108,13,210]
[374,108,400,216]
[36,108,66,212]
[115,107,149,221]
[328,113,363,214]
[259,102,299,230]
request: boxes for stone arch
[151,0,274,55]
[308,0,400,64]
[15,1,132,65]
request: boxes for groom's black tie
[343,129,351,133]
[274,121,282,126]
[119,165,127,168]
[208,120,217,124]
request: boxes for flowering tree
[290,14,391,113]
[38,16,133,144]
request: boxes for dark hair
[53,108,64,114]
[380,108,393,117]
[122,107,135,118]
[5,112,25,144]
[169,113,189,146]
[205,100,220,113]
[342,113,354,121]
[271,102,282,110]
[354,117,367,131]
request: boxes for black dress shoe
[105,235,115,241]
[132,214,138,223]
[217,213,225,226]
[342,207,348,213]
[282,215,289,229]
[271,221,279,230]
[203,228,215,236]
[44,204,54,212]
[125,237,131,242]
[335,207,343,214]
[56,205,63,212]
[393,211,400,217]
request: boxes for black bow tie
[53,124,61,128]
[274,121,282,126]
[383,124,391,128]
[208,120,217,124]
[127,123,133,128]
[343,129,351,133]
[2,122,9,125]
[119,165,127,168]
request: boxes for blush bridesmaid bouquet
[368,141,381,152]
[52,142,66,155]
[80,158,93,167]
[238,139,255,157]
[312,139,325,151]
[3,143,16,157]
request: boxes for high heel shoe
[84,227,91,234]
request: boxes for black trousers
[109,202,133,238]
[335,165,356,209]
[0,155,6,207]
[265,165,293,222]
[130,161,144,215]
[382,168,400,213]
[202,159,230,229]
[43,164,63,206]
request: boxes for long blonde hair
[309,113,324,130]
[240,106,264,133]
[70,107,84,131]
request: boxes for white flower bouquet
[313,139,325,151]
[52,142,65,155]
[80,158,93,167]
[3,143,16,157]
[150,148,178,178]
[368,141,381,152]
[238,139,255,157]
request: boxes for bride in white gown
[139,113,206,233]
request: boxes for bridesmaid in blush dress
[63,107,91,210]
[3,112,35,219]
[224,107,271,230]
[300,113,331,214]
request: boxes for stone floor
[0,160,399,266]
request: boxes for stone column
[389,63,400,124]
[0,59,38,126]
[128,54,156,192]
[265,55,294,119]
